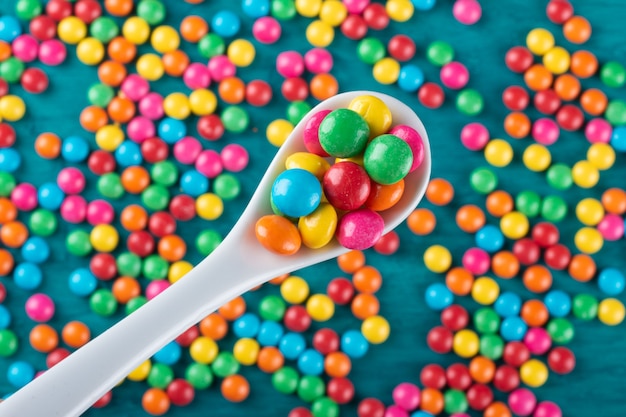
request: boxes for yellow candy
[598,298,625,326]
[0,95,25,121]
[484,139,513,167]
[295,0,322,17]
[526,28,555,55]
[266,119,294,147]
[587,143,615,170]
[306,20,334,48]
[471,277,500,305]
[163,92,191,120]
[575,198,604,226]
[227,39,256,67]
[348,95,392,138]
[373,57,400,85]
[523,143,551,171]
[574,227,603,254]
[500,211,529,240]
[189,88,217,116]
[572,160,599,188]
[233,338,260,365]
[127,360,151,381]
[196,193,224,220]
[543,46,570,74]
[361,315,390,344]
[298,203,338,249]
[335,155,364,166]
[151,25,180,54]
[136,53,164,81]
[519,359,548,387]
[90,224,119,252]
[386,0,414,22]
[286,152,331,180]
[76,37,104,65]
[168,260,193,283]
[319,1,348,27]
[423,244,452,273]
[58,16,87,44]
[453,329,479,358]
[95,124,124,152]
[123,16,151,45]
[280,276,309,304]
[189,336,219,364]
[306,294,335,321]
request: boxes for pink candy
[12,34,39,63]
[524,327,552,355]
[173,137,203,165]
[534,401,562,417]
[220,143,249,172]
[195,150,223,178]
[183,62,211,90]
[208,55,236,82]
[139,92,165,120]
[532,118,560,145]
[86,199,115,225]
[146,280,170,300]
[60,195,87,224]
[11,183,38,211]
[336,208,384,250]
[121,74,150,102]
[453,0,482,25]
[304,48,334,74]
[440,62,469,90]
[597,214,624,241]
[389,125,424,173]
[252,16,281,44]
[508,388,537,417]
[276,51,305,78]
[127,116,156,143]
[384,405,409,417]
[460,122,489,151]
[303,110,331,156]
[585,118,612,143]
[38,39,66,66]
[343,0,370,14]
[462,247,490,275]
[392,382,420,411]
[57,167,86,195]
[25,293,55,322]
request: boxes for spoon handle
[0,236,263,417]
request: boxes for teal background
[0,0,625,416]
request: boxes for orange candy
[218,77,246,104]
[107,96,136,123]
[310,73,339,101]
[469,356,496,384]
[486,190,514,217]
[0,249,14,276]
[580,88,607,116]
[445,267,474,296]
[564,16,592,44]
[80,106,109,132]
[98,60,127,87]
[352,266,382,294]
[420,388,444,415]
[34,132,62,159]
[29,324,59,353]
[105,0,133,16]
[491,251,519,279]
[1,221,28,248]
[568,253,596,282]
[521,299,549,327]
[0,198,17,224]
[524,64,553,91]
[62,321,91,348]
[426,178,454,205]
[199,313,229,340]
[351,293,379,319]
[107,37,136,64]
[522,265,553,293]
[602,188,626,215]
[0,41,11,62]
[570,50,597,78]
[324,351,351,378]
[221,375,250,402]
[121,166,151,194]
[337,250,366,273]
[484,402,512,417]
[162,50,189,77]
[554,74,580,101]
[269,273,289,285]
[142,388,170,416]
[365,179,404,211]
[180,16,208,43]
[456,204,486,233]
[218,296,246,321]
[112,276,141,303]
[257,346,284,373]
[157,235,187,262]
[120,204,148,231]
[504,112,531,138]
[407,208,436,235]
[255,215,301,256]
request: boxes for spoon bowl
[0,91,431,417]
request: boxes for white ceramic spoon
[0,91,431,417]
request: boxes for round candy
[272,169,321,218]
[318,109,369,158]
[364,134,413,185]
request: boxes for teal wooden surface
[0,0,625,416]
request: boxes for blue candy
[544,289,571,318]
[424,282,454,311]
[598,268,625,296]
[500,316,527,341]
[233,313,261,338]
[158,117,186,144]
[38,182,65,210]
[6,361,34,389]
[68,268,97,297]
[341,329,369,358]
[611,126,626,152]
[62,136,89,162]
[398,64,425,92]
[257,321,284,347]
[0,16,22,42]
[241,0,270,18]
[272,169,321,218]
[212,11,241,37]
[0,148,21,172]
[180,170,209,197]
[0,305,11,329]
[154,341,182,365]
[411,0,436,11]
[13,263,42,290]
[279,332,306,360]
[475,225,505,253]
[494,292,522,317]
[115,140,143,167]
[297,349,324,376]
[21,237,50,264]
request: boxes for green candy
[0,171,16,196]
[66,230,92,257]
[141,184,170,211]
[90,289,118,317]
[148,363,174,389]
[29,209,57,237]
[211,352,239,378]
[196,229,222,256]
[572,293,598,320]
[117,252,142,278]
[287,101,312,125]
[97,173,124,199]
[319,109,370,158]
[427,40,454,66]
[137,0,166,25]
[88,83,115,107]
[480,334,504,360]
[547,318,575,344]
[198,33,225,59]
[456,88,484,116]
[0,329,18,357]
[312,397,339,417]
[546,163,572,190]
[89,17,119,43]
[0,57,25,84]
[272,366,299,394]
[151,161,178,187]
[444,389,468,414]
[185,363,213,389]
[213,173,240,200]
[259,295,286,321]
[357,37,385,65]
[605,99,626,126]
[297,375,325,403]
[473,307,500,334]
[470,167,498,194]
[126,296,147,315]
[364,134,413,185]
[271,0,296,20]
[221,106,249,133]
[516,190,542,217]
[143,255,169,280]
[600,61,626,88]
[15,0,42,20]
[541,195,567,222]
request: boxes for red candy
[90,253,117,280]
[556,104,584,131]
[358,398,385,417]
[166,379,195,407]
[313,328,339,355]
[46,347,70,368]
[548,346,576,374]
[141,138,169,163]
[175,325,199,347]
[326,277,354,305]
[546,0,574,24]
[426,326,453,354]
[281,77,309,101]
[512,238,541,265]
[493,365,520,392]
[74,0,103,24]
[149,211,176,237]
[323,162,371,211]
[0,123,16,148]
[92,391,113,408]
[505,46,534,73]
[29,15,57,41]
[446,363,473,391]
[503,341,530,368]
[418,83,445,109]
[21,68,49,94]
[283,305,311,332]
[388,35,416,62]
[531,222,559,248]
[127,230,155,257]
[245,80,273,107]
[327,377,355,404]
[88,150,116,175]
[373,231,400,255]
[363,3,389,30]
[197,115,224,141]
[543,244,571,270]
[341,14,368,40]
[440,304,469,331]
[466,383,494,411]
[289,407,312,417]
[534,89,561,115]
[420,364,446,389]
[46,0,73,21]
[169,194,196,221]
[502,86,529,111]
